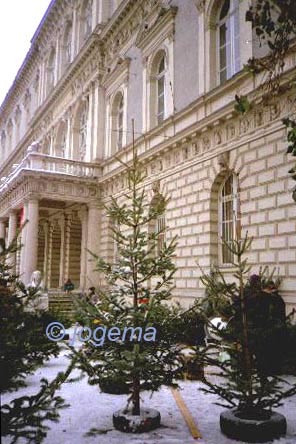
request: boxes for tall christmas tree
[72,126,184,432]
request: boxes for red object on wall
[19,207,25,226]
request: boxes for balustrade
[0,152,101,193]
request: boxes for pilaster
[78,207,88,289]
[86,201,101,287]
[58,215,66,287]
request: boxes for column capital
[8,209,18,216]
[78,206,88,221]
[88,200,101,210]
[23,196,40,205]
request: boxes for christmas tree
[1,233,73,443]
[195,233,296,441]
[72,131,184,432]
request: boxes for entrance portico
[0,153,102,290]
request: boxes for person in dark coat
[63,278,74,293]
[231,275,287,377]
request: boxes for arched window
[80,0,92,43]
[79,102,88,160]
[148,50,168,129]
[117,95,124,150]
[218,0,240,84]
[14,106,21,142]
[149,186,166,256]
[110,92,125,154]
[55,122,67,157]
[24,89,32,123]
[156,56,165,124]
[62,22,72,68]
[218,174,240,264]
[46,48,56,93]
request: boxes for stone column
[7,210,18,271]
[20,203,28,277]
[78,207,88,290]
[23,199,39,285]
[86,202,101,287]
[58,215,66,288]
[47,223,54,289]
[0,217,6,240]
[61,213,72,286]
[0,217,7,253]
[43,221,50,289]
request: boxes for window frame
[83,0,92,39]
[78,102,88,160]
[117,95,124,150]
[63,23,72,66]
[149,190,166,257]
[218,173,240,265]
[46,49,56,93]
[156,55,166,124]
[217,0,240,84]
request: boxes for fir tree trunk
[238,239,253,409]
[132,372,140,415]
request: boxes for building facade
[0,0,295,311]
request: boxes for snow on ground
[2,340,296,444]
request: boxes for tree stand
[113,408,161,433]
[220,408,287,443]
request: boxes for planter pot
[113,408,161,433]
[220,408,287,442]
[99,379,130,395]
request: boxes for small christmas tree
[72,132,184,432]
[0,234,73,443]
[195,233,296,442]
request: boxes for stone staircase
[48,290,78,321]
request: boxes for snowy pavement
[2,344,296,444]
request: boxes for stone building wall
[0,0,295,311]
[99,101,296,312]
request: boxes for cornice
[0,45,40,120]
[102,58,131,93]
[135,6,178,55]
[30,0,72,52]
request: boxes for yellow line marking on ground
[171,388,202,440]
